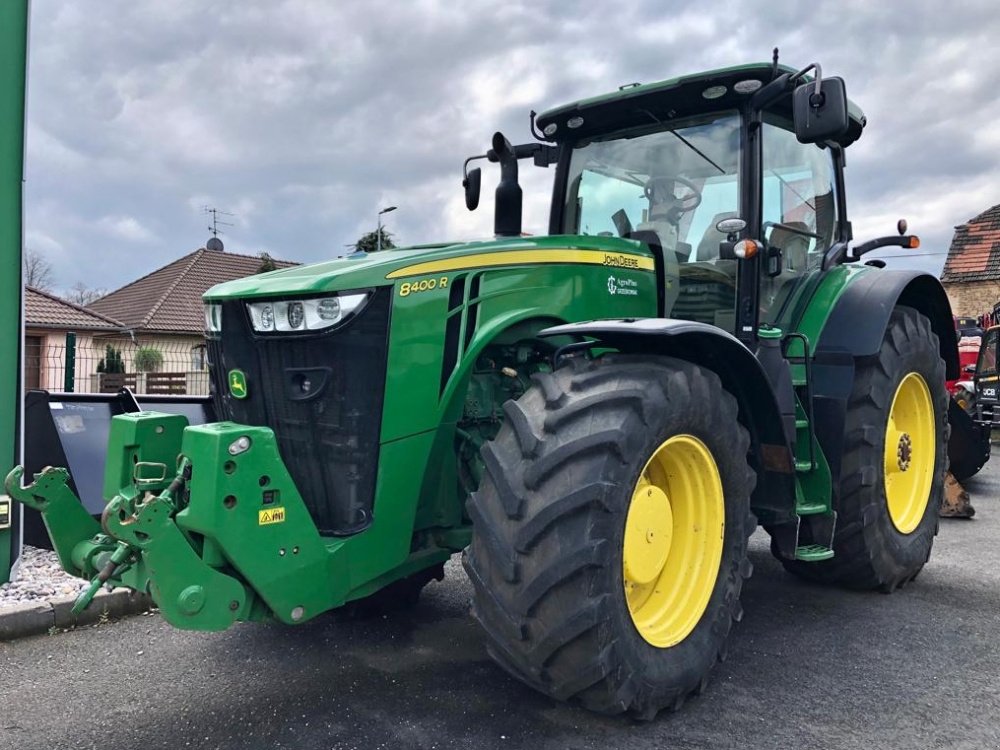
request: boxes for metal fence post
[0,0,29,585]
[64,331,76,392]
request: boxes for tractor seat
[768,222,812,272]
[628,229,685,315]
[762,221,814,321]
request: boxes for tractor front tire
[780,306,947,590]
[464,355,756,718]
[342,564,445,618]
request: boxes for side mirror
[793,76,849,144]
[765,245,783,278]
[717,217,745,260]
[611,209,632,237]
[463,166,482,211]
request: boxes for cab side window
[760,119,838,323]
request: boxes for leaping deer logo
[229,370,247,399]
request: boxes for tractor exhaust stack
[490,131,522,237]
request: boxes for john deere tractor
[7,58,958,718]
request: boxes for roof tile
[25,287,123,331]
[941,204,1000,283]
[88,249,298,333]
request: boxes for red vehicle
[948,322,991,481]
[948,335,981,397]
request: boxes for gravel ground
[0,545,87,608]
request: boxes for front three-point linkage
[4,465,119,587]
[75,457,193,612]
[3,457,191,613]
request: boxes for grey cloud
[25,0,998,290]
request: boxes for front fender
[539,318,797,527]
[807,269,959,492]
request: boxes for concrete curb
[0,590,154,641]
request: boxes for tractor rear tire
[779,306,947,590]
[464,354,756,718]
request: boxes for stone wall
[943,280,1000,317]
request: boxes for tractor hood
[203,234,651,301]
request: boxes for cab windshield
[561,112,741,330]
[980,329,998,378]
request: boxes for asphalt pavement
[2,463,999,750]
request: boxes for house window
[24,335,43,390]
[191,344,207,371]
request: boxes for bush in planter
[96,345,125,374]
[134,346,164,373]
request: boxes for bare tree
[65,281,107,306]
[24,248,55,291]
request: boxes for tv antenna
[204,206,235,238]
[203,207,235,251]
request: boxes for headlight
[246,293,369,333]
[204,303,223,333]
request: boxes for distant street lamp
[377,206,397,252]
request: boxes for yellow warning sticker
[258,507,286,526]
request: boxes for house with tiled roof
[89,245,297,335]
[941,205,1000,317]
[80,244,297,394]
[24,286,124,390]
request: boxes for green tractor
[8,58,957,718]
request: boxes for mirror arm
[790,62,823,96]
[750,72,792,110]
[485,143,558,167]
[750,62,824,111]
[821,241,850,271]
[847,235,919,261]
[533,144,559,167]
[793,62,827,109]
[463,154,488,180]
[762,220,823,240]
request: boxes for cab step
[795,501,828,515]
[795,544,834,562]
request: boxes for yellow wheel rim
[623,434,725,648]
[884,372,935,534]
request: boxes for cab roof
[536,63,866,148]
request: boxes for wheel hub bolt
[897,433,912,472]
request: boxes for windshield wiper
[638,108,725,175]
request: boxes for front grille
[207,288,391,535]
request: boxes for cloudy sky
[23,0,1000,294]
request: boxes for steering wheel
[644,175,702,215]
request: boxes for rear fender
[539,319,798,527]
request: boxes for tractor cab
[557,110,743,330]
[975,326,1000,426]
[535,61,865,344]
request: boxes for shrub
[134,346,164,373]
[96,345,125,374]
